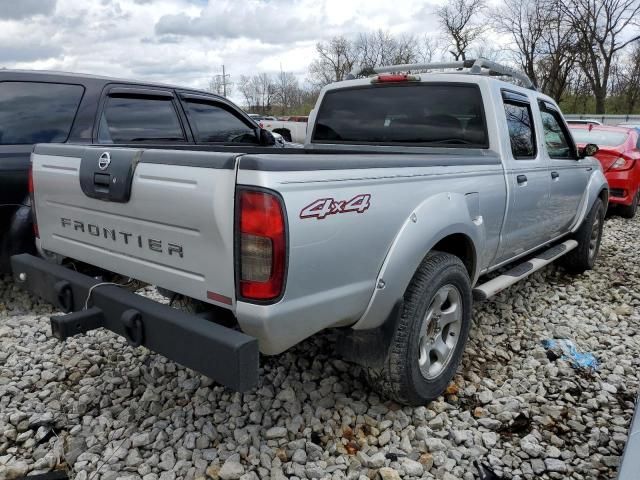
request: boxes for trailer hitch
[50,307,105,340]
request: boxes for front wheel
[562,198,605,273]
[366,251,472,405]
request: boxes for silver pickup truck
[13,59,608,405]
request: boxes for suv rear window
[312,84,487,147]
[0,81,84,145]
[569,128,629,147]
[99,95,185,143]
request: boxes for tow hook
[121,309,144,347]
[53,280,73,312]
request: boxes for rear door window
[0,81,84,144]
[312,83,488,147]
[504,102,536,159]
[182,99,258,143]
[98,95,186,143]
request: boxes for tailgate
[32,144,239,308]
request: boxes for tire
[0,204,36,273]
[562,197,605,273]
[619,190,639,219]
[365,251,472,405]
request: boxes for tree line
[212,0,640,115]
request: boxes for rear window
[312,84,487,147]
[569,128,628,147]
[0,81,84,145]
[99,95,185,143]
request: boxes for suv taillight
[611,155,634,171]
[237,189,286,301]
[28,165,39,238]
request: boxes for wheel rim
[418,284,463,380]
[588,209,602,259]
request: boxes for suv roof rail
[368,58,536,90]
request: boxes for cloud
[0,43,63,63]
[0,0,57,20]
[0,0,447,104]
[155,0,343,44]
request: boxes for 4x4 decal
[300,194,371,219]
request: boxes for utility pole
[213,65,231,97]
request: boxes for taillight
[237,189,286,301]
[28,165,39,238]
[371,74,420,84]
[610,155,634,171]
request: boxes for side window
[0,81,84,145]
[504,101,536,159]
[538,103,574,159]
[99,95,185,143]
[183,100,257,143]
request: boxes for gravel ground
[1,214,639,480]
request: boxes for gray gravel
[1,214,639,480]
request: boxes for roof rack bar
[373,60,476,73]
[470,58,534,89]
[370,57,536,90]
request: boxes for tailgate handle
[93,172,111,192]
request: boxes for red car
[569,124,640,218]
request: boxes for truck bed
[32,142,505,353]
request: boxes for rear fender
[352,192,483,331]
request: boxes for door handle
[551,171,559,179]
[586,167,593,171]
[517,174,527,185]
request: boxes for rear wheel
[365,251,472,405]
[562,198,604,273]
[619,190,639,219]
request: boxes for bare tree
[274,69,299,116]
[611,43,640,112]
[492,0,549,85]
[237,75,255,110]
[560,0,640,113]
[418,34,440,63]
[308,36,358,88]
[437,0,487,61]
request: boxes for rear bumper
[10,253,259,391]
[606,171,637,206]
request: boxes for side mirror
[578,143,599,159]
[259,128,276,146]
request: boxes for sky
[0,0,446,103]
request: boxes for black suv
[0,70,278,272]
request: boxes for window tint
[539,105,573,159]
[312,84,487,147]
[504,102,536,158]
[0,82,84,145]
[183,100,257,143]
[568,128,628,147]
[99,95,185,143]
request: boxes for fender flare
[571,169,609,233]
[352,192,484,331]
